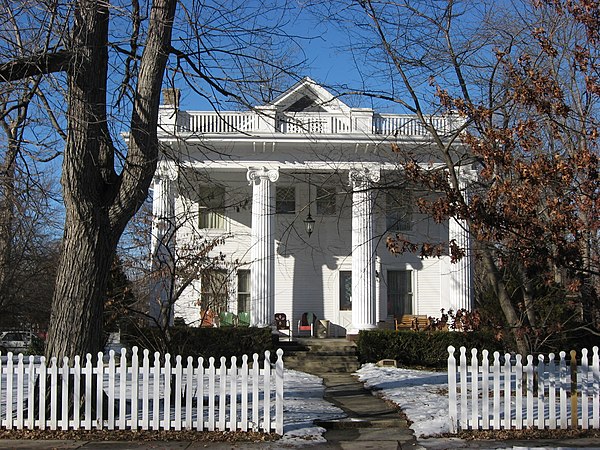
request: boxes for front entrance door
[337,270,352,335]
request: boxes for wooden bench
[395,315,430,331]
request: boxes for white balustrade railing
[167,110,460,136]
[447,346,600,433]
[0,347,284,434]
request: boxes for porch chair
[219,311,236,327]
[297,312,317,337]
[238,311,250,327]
[274,313,292,341]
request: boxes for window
[316,186,336,215]
[237,270,251,313]
[339,271,352,311]
[199,186,227,229]
[276,186,295,214]
[387,270,412,317]
[386,189,412,231]
[201,269,228,313]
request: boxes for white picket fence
[0,347,284,434]
[448,346,600,433]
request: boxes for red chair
[297,312,317,337]
[274,313,292,341]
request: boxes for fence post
[549,353,556,429]
[447,346,457,433]
[570,350,578,429]
[16,354,24,429]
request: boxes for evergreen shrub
[129,326,276,362]
[356,329,506,368]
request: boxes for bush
[128,326,276,363]
[356,329,506,368]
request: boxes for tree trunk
[478,243,530,355]
[45,0,177,360]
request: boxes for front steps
[279,338,360,375]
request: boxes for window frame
[276,185,296,214]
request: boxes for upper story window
[316,186,336,215]
[199,186,227,229]
[276,186,295,214]
[386,189,412,231]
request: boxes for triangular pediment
[270,77,350,113]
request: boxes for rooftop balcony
[158,108,463,138]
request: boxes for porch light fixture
[304,174,316,237]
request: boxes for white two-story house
[150,77,473,336]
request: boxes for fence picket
[447,346,457,434]
[73,355,81,430]
[141,349,150,430]
[27,356,35,429]
[515,355,523,430]
[84,354,92,430]
[152,352,160,430]
[481,350,489,430]
[185,357,193,430]
[492,352,502,430]
[131,347,139,430]
[49,357,57,430]
[275,349,284,435]
[174,355,182,431]
[241,354,249,432]
[459,347,467,430]
[582,349,589,430]
[230,356,238,431]
[470,349,478,429]
[6,353,14,429]
[164,354,172,430]
[38,356,47,429]
[218,356,226,430]
[264,351,272,431]
[537,355,545,429]
[119,349,127,430]
[549,353,556,429]
[252,353,260,431]
[593,347,599,428]
[0,348,283,433]
[526,355,534,428]
[501,353,509,429]
[196,357,205,431]
[16,354,24,429]
[559,352,567,429]
[208,357,216,432]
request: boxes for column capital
[155,160,178,181]
[247,166,279,185]
[349,165,380,187]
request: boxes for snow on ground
[281,364,449,443]
[356,364,449,438]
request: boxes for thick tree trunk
[45,0,177,360]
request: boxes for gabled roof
[269,77,350,113]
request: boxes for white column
[247,167,279,327]
[446,169,474,311]
[149,161,178,327]
[349,166,380,334]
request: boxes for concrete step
[285,355,361,373]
